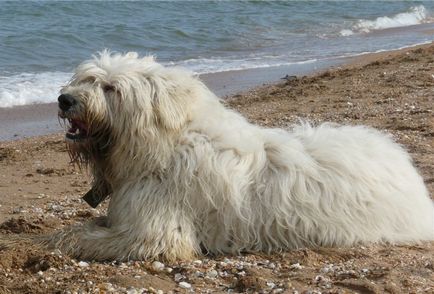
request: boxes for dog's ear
[154,85,189,132]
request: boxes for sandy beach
[0,44,433,293]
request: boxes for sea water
[0,1,433,107]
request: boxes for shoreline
[1,41,433,142]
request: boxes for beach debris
[12,207,26,214]
[281,74,297,82]
[36,167,55,175]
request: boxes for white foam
[340,5,432,36]
[168,56,318,74]
[339,29,354,37]
[0,72,72,108]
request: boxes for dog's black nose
[58,94,77,111]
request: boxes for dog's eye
[82,77,96,84]
[103,85,115,92]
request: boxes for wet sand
[0,43,433,293]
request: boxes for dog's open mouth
[66,119,89,142]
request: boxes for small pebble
[206,269,218,278]
[174,273,185,282]
[290,263,303,270]
[126,287,138,294]
[99,283,115,291]
[165,267,173,273]
[78,261,89,267]
[179,281,191,289]
[152,261,165,271]
[320,264,334,273]
[192,260,203,266]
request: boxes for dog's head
[58,51,195,164]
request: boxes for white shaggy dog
[51,51,434,261]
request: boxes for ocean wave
[168,56,318,74]
[340,5,432,36]
[0,72,71,108]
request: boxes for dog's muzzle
[58,94,77,112]
[58,94,89,142]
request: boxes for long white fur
[49,51,434,261]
